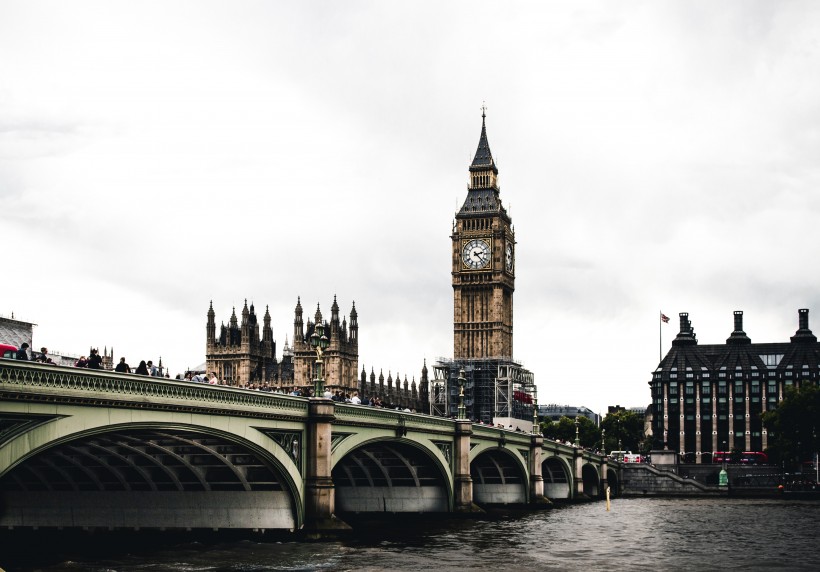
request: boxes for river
[2,498,819,571]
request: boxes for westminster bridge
[0,360,617,534]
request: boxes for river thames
[2,498,819,571]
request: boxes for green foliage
[600,409,645,454]
[540,415,601,449]
[762,383,819,471]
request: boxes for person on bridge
[115,357,131,373]
[147,360,158,376]
[88,349,103,369]
[15,343,29,360]
[135,360,149,375]
[36,347,53,364]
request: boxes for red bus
[0,343,17,359]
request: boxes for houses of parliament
[206,110,535,420]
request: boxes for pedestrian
[75,356,88,368]
[15,343,29,360]
[36,347,53,364]
[88,348,103,369]
[147,360,158,376]
[114,357,131,373]
[135,360,149,375]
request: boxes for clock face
[505,243,514,272]
[462,239,491,270]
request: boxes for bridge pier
[574,449,586,498]
[453,419,481,512]
[304,399,351,537]
[529,433,549,505]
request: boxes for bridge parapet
[0,360,309,419]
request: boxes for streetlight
[310,322,329,398]
[457,368,467,420]
[532,395,539,435]
[719,439,728,487]
[574,416,580,447]
[601,428,606,455]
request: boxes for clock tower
[452,110,515,360]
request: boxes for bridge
[0,360,617,535]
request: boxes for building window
[718,382,727,395]
[760,354,784,367]
[686,382,694,395]
[670,382,678,395]
[702,382,711,395]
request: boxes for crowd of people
[13,344,167,378]
[10,351,538,430]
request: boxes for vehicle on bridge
[712,451,768,465]
[0,343,17,359]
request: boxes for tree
[762,383,819,471]
[601,409,645,454]
[540,415,601,449]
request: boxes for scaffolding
[431,357,536,427]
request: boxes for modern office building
[650,309,819,463]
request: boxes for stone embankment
[621,464,725,496]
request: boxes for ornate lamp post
[574,416,580,447]
[601,428,606,455]
[719,439,728,487]
[310,322,329,398]
[532,395,539,435]
[457,367,467,420]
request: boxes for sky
[3,1,820,416]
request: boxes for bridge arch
[0,411,305,531]
[541,456,572,500]
[581,463,600,497]
[330,437,452,513]
[470,447,528,505]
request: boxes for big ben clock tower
[452,109,515,360]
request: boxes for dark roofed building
[650,309,819,463]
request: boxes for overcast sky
[3,1,819,415]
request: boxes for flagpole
[659,311,662,363]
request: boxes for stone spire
[294,297,304,343]
[470,105,497,175]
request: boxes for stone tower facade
[206,300,277,386]
[452,110,515,360]
[291,296,359,393]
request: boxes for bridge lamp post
[532,395,539,435]
[601,428,606,455]
[457,367,467,420]
[310,322,329,398]
[574,416,580,447]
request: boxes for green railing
[0,359,309,417]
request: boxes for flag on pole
[661,313,670,323]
